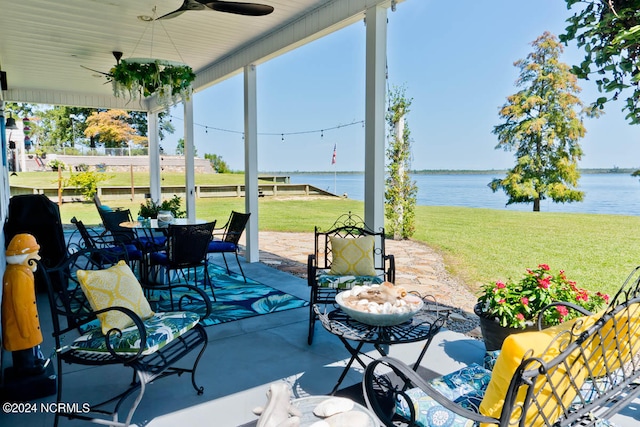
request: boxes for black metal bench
[363,267,640,426]
[307,211,395,345]
[39,247,211,427]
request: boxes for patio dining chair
[39,246,210,427]
[70,216,143,269]
[206,211,251,282]
[99,208,166,251]
[93,193,124,213]
[148,221,217,305]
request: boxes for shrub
[65,171,112,201]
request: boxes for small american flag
[331,144,336,165]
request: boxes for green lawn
[55,195,640,299]
[16,171,635,299]
[9,171,246,188]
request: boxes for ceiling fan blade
[156,9,187,20]
[157,0,207,20]
[80,65,111,77]
[200,1,274,16]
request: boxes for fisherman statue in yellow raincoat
[1,233,46,376]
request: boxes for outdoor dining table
[313,302,448,395]
[119,218,209,285]
[119,217,207,230]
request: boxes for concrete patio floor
[1,253,638,426]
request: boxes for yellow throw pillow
[329,236,376,276]
[479,314,600,426]
[77,261,154,335]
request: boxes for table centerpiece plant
[138,195,185,219]
[475,263,610,351]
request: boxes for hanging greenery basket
[109,59,195,108]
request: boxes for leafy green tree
[490,32,590,212]
[175,137,198,157]
[205,153,230,173]
[128,111,175,141]
[4,102,36,117]
[9,105,174,151]
[385,86,417,239]
[562,0,640,123]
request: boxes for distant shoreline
[265,168,637,175]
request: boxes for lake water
[287,172,640,216]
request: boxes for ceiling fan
[157,0,274,20]
[81,51,123,78]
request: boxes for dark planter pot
[474,304,538,351]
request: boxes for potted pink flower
[475,264,609,351]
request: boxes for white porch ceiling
[0,0,397,110]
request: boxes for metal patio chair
[70,216,143,268]
[39,246,210,427]
[206,211,251,282]
[307,211,395,344]
[148,221,218,305]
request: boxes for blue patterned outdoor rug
[153,263,308,327]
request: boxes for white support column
[244,64,259,263]
[148,111,161,203]
[364,5,387,233]
[184,99,196,222]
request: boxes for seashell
[324,410,371,427]
[381,302,392,314]
[309,421,330,427]
[313,397,354,418]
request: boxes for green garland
[109,59,195,107]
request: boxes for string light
[168,114,364,139]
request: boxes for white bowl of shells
[335,282,424,326]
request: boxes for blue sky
[164,0,640,172]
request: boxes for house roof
[0,0,397,110]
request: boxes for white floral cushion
[71,311,200,356]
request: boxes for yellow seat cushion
[590,302,640,377]
[77,261,154,335]
[328,236,376,276]
[479,314,600,426]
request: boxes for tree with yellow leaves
[84,109,147,149]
